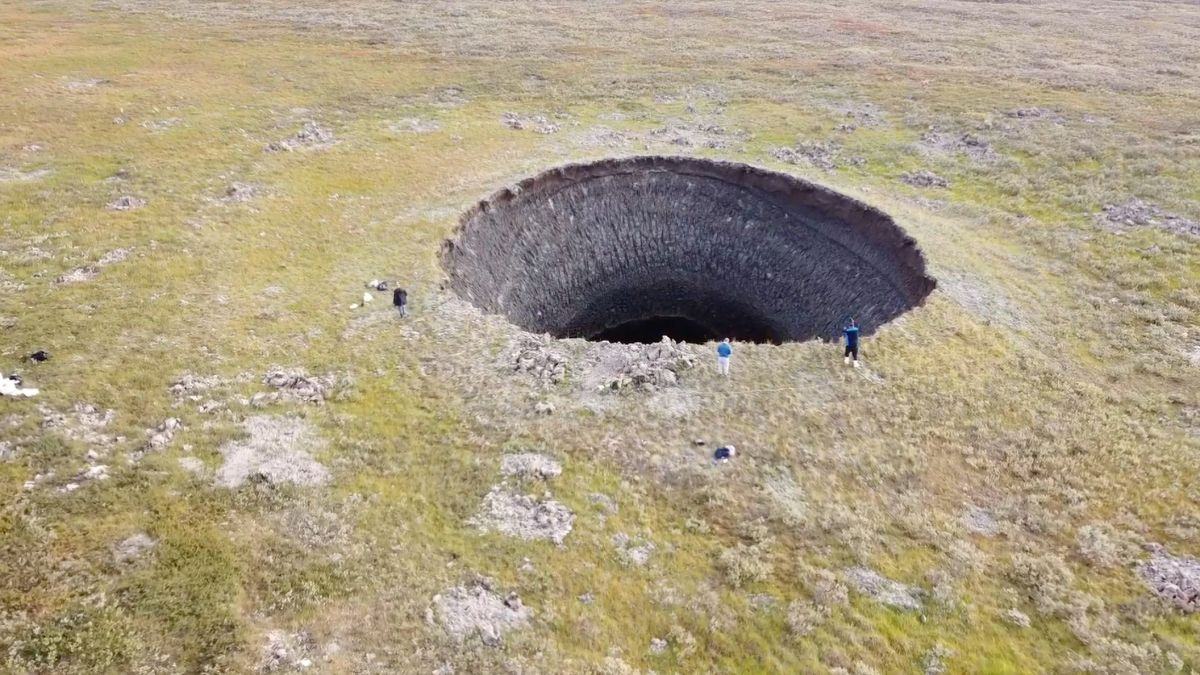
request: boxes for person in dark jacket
[393,287,408,317]
[843,319,860,368]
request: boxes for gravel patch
[918,128,999,162]
[214,415,329,488]
[501,112,559,134]
[107,195,146,211]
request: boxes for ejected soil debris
[1096,199,1199,239]
[54,248,132,285]
[500,453,563,480]
[1138,546,1200,613]
[513,337,568,385]
[222,182,260,203]
[918,128,998,162]
[648,120,747,149]
[257,368,348,405]
[470,486,574,544]
[597,338,697,392]
[770,141,852,172]
[107,195,146,211]
[901,170,949,188]
[845,566,923,610]
[501,112,559,134]
[430,578,531,645]
[214,415,330,488]
[259,629,320,673]
[266,120,335,152]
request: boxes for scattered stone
[266,121,336,152]
[28,350,49,363]
[533,401,555,415]
[114,533,156,564]
[214,415,330,488]
[388,117,440,134]
[1138,546,1200,613]
[1096,199,1199,239]
[470,486,574,544]
[502,112,559,134]
[578,592,595,605]
[1003,607,1032,628]
[900,170,949,188]
[430,579,531,645]
[500,453,563,480]
[107,195,146,211]
[844,567,923,610]
[649,638,667,655]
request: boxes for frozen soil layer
[442,156,935,344]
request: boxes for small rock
[649,638,668,655]
[1003,607,1031,628]
[107,195,146,211]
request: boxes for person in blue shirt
[843,319,861,368]
[716,338,733,377]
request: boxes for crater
[441,156,935,344]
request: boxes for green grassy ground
[1,1,1198,672]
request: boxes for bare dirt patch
[430,578,531,645]
[771,140,862,172]
[469,486,574,544]
[501,112,560,134]
[500,453,562,480]
[214,415,330,488]
[845,567,923,610]
[54,248,133,286]
[388,117,441,134]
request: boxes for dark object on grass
[29,351,49,363]
[713,445,737,463]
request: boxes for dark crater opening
[441,156,936,344]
